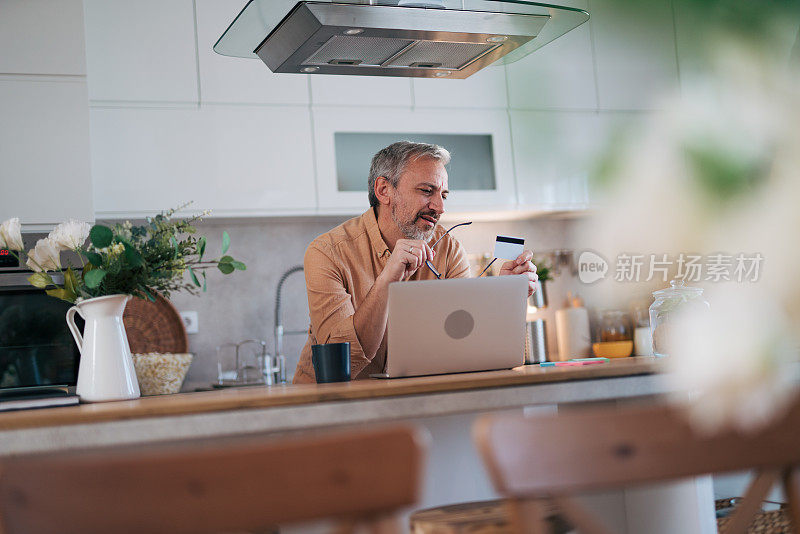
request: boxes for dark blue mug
[311,342,351,383]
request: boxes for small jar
[632,303,654,356]
[649,279,709,357]
[599,310,632,342]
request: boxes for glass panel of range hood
[213,0,589,71]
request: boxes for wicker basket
[123,292,188,354]
[716,498,792,533]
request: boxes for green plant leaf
[188,266,201,287]
[123,243,144,267]
[83,268,106,289]
[217,262,235,275]
[198,236,206,261]
[142,287,156,302]
[28,272,50,289]
[46,288,76,303]
[64,268,79,294]
[230,261,246,271]
[221,231,230,254]
[202,271,207,292]
[219,255,234,264]
[89,225,113,248]
[107,257,122,275]
[532,258,553,283]
[85,252,103,266]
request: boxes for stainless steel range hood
[214,0,589,79]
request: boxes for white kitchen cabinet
[511,110,597,209]
[195,0,310,105]
[0,0,87,76]
[0,78,93,228]
[83,0,198,103]
[505,0,597,111]
[412,64,508,109]
[311,75,413,107]
[589,0,679,111]
[91,106,316,217]
[311,107,516,214]
[511,109,647,210]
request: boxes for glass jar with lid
[649,279,710,357]
[599,310,632,342]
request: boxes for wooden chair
[473,400,800,534]
[0,425,426,534]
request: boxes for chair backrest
[474,399,800,534]
[0,425,426,534]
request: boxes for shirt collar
[364,207,391,259]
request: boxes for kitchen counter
[0,357,664,456]
[0,356,702,533]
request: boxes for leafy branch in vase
[0,203,245,303]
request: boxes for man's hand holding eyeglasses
[499,250,538,297]
[379,239,435,284]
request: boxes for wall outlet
[180,311,199,334]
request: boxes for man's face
[388,156,449,241]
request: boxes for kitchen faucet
[273,265,305,383]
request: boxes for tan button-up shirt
[293,207,470,384]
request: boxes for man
[293,141,537,384]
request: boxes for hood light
[434,71,451,77]
[301,66,319,73]
[344,28,364,35]
[487,35,508,43]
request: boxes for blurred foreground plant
[581,3,800,432]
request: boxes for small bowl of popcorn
[131,353,194,395]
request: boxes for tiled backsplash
[170,213,581,390]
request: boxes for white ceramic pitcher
[66,294,140,402]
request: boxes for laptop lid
[386,275,528,378]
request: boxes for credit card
[493,235,525,260]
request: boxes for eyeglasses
[425,221,472,279]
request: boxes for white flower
[48,220,90,251]
[0,218,24,251]
[108,242,125,257]
[26,238,62,272]
[578,39,800,432]
[664,287,798,434]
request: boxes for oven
[0,245,82,394]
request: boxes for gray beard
[391,203,434,241]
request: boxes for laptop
[372,275,528,379]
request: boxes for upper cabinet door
[412,64,508,109]
[83,0,198,102]
[312,107,516,214]
[195,0,310,105]
[91,106,316,217]
[512,109,648,210]
[511,110,598,210]
[0,0,87,75]
[0,79,93,227]
[589,0,679,111]
[505,0,597,111]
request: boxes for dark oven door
[0,272,82,391]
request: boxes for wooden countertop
[0,357,659,432]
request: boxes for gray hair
[367,141,451,207]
